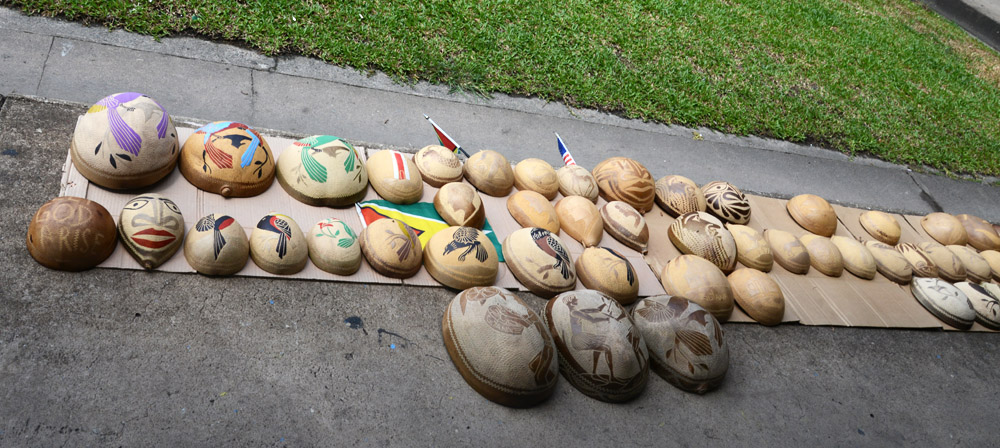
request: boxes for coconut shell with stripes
[896,243,937,278]
[654,175,706,217]
[668,211,737,273]
[591,157,655,213]
[367,150,423,205]
[701,181,751,225]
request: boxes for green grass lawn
[7,0,1000,176]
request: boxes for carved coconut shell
[921,213,968,246]
[727,268,785,326]
[434,182,485,229]
[503,227,576,298]
[979,250,1000,282]
[864,241,912,284]
[26,196,117,271]
[464,150,514,197]
[367,150,424,205]
[359,218,423,279]
[250,213,308,275]
[556,165,599,203]
[953,282,1000,330]
[413,145,463,187]
[543,290,649,402]
[830,236,876,280]
[946,245,991,283]
[306,218,361,276]
[441,287,558,407]
[424,226,498,290]
[275,136,368,207]
[726,224,773,272]
[896,243,938,278]
[575,247,639,305]
[71,92,179,190]
[701,181,751,225]
[179,121,275,197]
[591,157,655,213]
[668,212,737,273]
[506,190,559,234]
[513,158,559,200]
[600,201,649,253]
[917,242,966,283]
[659,254,734,322]
[859,210,900,245]
[184,213,249,276]
[786,194,837,237]
[955,214,1000,251]
[654,175,706,217]
[764,229,810,275]
[118,193,185,270]
[798,234,843,277]
[910,277,974,330]
[555,196,604,247]
[632,295,728,394]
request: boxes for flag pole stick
[423,114,472,157]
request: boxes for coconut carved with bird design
[179,121,275,197]
[250,213,308,275]
[503,227,576,298]
[307,218,361,276]
[184,213,249,276]
[359,218,423,279]
[414,145,463,187]
[575,247,639,305]
[276,135,368,207]
[424,226,499,290]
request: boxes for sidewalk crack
[249,69,256,124]
[34,36,55,94]
[907,170,943,212]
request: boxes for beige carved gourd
[424,226,499,290]
[591,157,655,213]
[555,195,604,247]
[434,183,486,229]
[668,212,737,273]
[659,254,734,322]
[765,229,810,274]
[921,213,968,246]
[306,218,362,276]
[575,247,639,305]
[727,268,785,326]
[513,158,559,200]
[600,201,649,253]
[864,241,912,284]
[830,236,876,280]
[503,227,576,298]
[506,190,559,234]
[556,165,599,203]
[859,210,900,245]
[464,150,514,197]
[726,224,773,272]
[701,181,751,224]
[359,218,423,279]
[798,234,843,277]
[787,194,837,237]
[917,242,967,283]
[414,145,463,187]
[654,175,706,217]
[896,243,938,278]
[955,214,1000,251]
[367,150,424,205]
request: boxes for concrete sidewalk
[2,6,1000,223]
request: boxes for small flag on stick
[556,133,576,166]
[424,114,470,157]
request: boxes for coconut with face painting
[118,193,185,270]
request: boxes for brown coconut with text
[859,210,900,245]
[184,213,250,276]
[798,234,843,277]
[726,224,773,272]
[118,193,185,270]
[275,135,368,207]
[434,182,486,229]
[787,194,837,237]
[513,158,559,200]
[631,295,728,394]
[660,255,734,322]
[359,218,424,279]
[556,165,599,203]
[507,190,560,234]
[179,121,275,197]
[600,201,649,253]
[555,196,604,247]
[655,175,706,217]
[765,229,810,274]
[543,290,649,402]
[701,181,751,225]
[668,212,737,273]
[955,214,1000,251]
[727,269,785,326]
[424,226,499,290]
[464,150,514,197]
[250,213,309,275]
[591,157,655,213]
[26,197,118,271]
[576,247,639,305]
[917,242,967,283]
[503,227,577,298]
[367,150,424,205]
[442,287,559,407]
[414,145,463,187]
[307,218,362,276]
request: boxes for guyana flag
[356,200,504,261]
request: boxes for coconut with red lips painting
[118,193,185,269]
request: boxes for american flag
[556,133,576,166]
[423,114,470,157]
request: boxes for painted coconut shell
[910,277,975,330]
[306,218,361,276]
[179,121,275,197]
[275,135,368,207]
[668,212,737,273]
[506,190,559,234]
[953,282,1000,330]
[441,286,558,408]
[830,236,877,280]
[726,224,773,272]
[701,181,751,225]
[799,234,843,277]
[464,150,514,197]
[654,175,706,217]
[918,242,967,283]
[591,157,655,213]
[859,210,900,245]
[118,194,184,270]
[765,229,810,275]
[632,295,728,393]
[26,196,117,271]
[555,196,604,247]
[727,269,785,326]
[660,255,734,322]
[787,194,837,237]
[543,290,649,402]
[896,243,938,278]
[359,218,423,279]
[424,226,499,290]
[979,250,1000,281]
[434,182,485,229]
[513,158,559,200]
[864,241,912,284]
[413,145,463,187]
[575,247,639,305]
[184,214,249,276]
[956,214,1000,251]
[947,245,991,283]
[600,201,649,253]
[503,227,576,298]
[920,213,968,246]
[367,150,423,205]
[250,213,308,275]
[556,165,599,203]
[71,93,178,189]
[982,283,1000,311]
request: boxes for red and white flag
[390,150,410,180]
